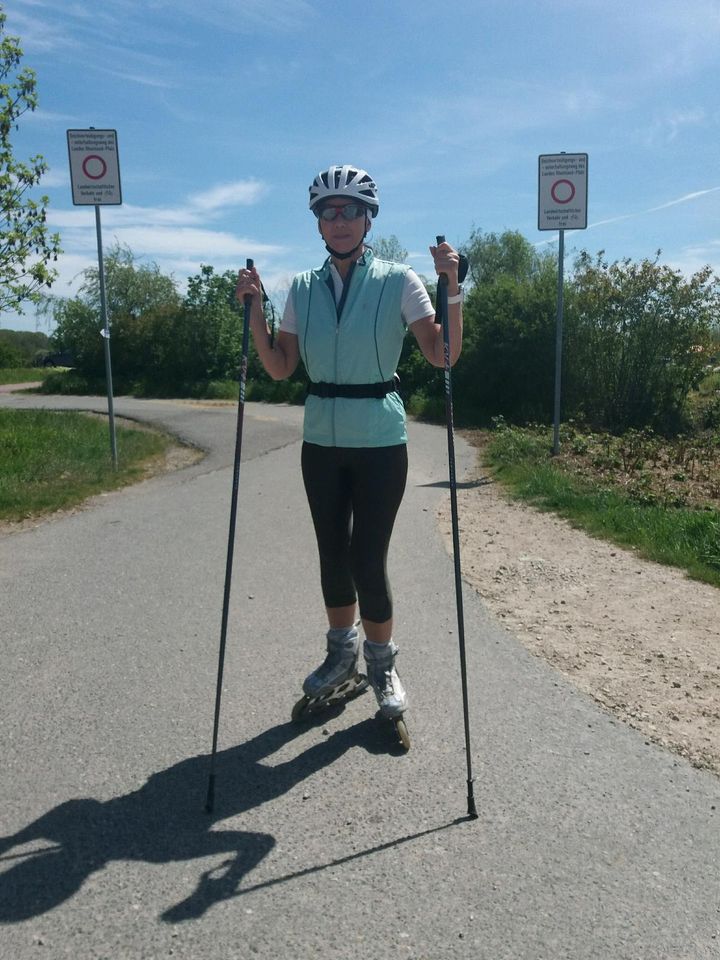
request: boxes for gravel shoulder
[439,436,720,777]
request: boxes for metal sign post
[67,128,122,468]
[538,152,588,454]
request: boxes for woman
[235,164,463,725]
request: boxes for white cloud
[48,252,103,294]
[40,169,69,189]
[44,176,286,303]
[102,226,282,259]
[646,108,709,146]
[48,206,196,230]
[189,180,268,211]
[666,244,720,279]
[24,108,80,125]
[47,178,270,234]
[146,0,317,33]
[3,10,77,53]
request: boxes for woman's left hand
[429,241,460,287]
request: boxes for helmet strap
[324,239,364,260]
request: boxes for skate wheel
[394,718,411,751]
[291,695,310,722]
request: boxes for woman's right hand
[235,264,262,306]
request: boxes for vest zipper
[333,322,338,446]
[331,261,357,447]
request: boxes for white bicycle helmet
[309,165,379,217]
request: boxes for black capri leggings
[301,442,408,624]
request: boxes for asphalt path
[1,394,718,960]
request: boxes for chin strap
[324,239,364,260]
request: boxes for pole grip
[435,236,448,323]
[436,234,448,280]
[244,258,254,311]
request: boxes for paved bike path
[0,396,718,959]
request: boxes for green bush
[0,329,51,366]
[451,263,558,425]
[39,370,105,394]
[564,253,719,434]
[0,341,23,368]
[204,380,239,400]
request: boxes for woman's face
[317,198,369,255]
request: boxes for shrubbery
[0,329,50,367]
[564,253,719,433]
[40,236,720,436]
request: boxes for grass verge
[0,409,176,522]
[481,422,720,589]
[0,367,47,385]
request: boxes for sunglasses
[318,203,367,222]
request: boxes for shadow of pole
[237,817,476,899]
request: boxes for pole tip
[467,783,479,820]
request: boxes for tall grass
[0,409,173,520]
[485,423,720,588]
[0,367,47,386]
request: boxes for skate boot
[363,639,410,750]
[291,625,368,721]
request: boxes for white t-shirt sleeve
[402,269,434,326]
[280,289,297,335]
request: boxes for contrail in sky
[535,186,720,246]
[645,187,720,213]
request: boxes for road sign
[538,153,587,230]
[67,129,122,205]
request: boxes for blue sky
[3,0,720,332]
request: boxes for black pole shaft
[436,236,478,820]
[205,258,254,814]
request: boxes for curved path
[0,395,718,959]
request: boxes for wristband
[446,288,464,305]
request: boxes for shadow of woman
[0,713,389,924]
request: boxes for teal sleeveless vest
[292,251,410,447]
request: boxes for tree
[0,337,20,366]
[74,243,180,322]
[453,256,559,423]
[0,7,61,314]
[46,253,288,396]
[371,235,408,263]
[48,245,182,380]
[0,326,49,364]
[181,264,245,383]
[565,252,720,432]
[460,228,550,286]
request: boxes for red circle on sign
[551,179,575,204]
[82,155,107,180]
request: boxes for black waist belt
[307,377,399,399]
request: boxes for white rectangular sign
[67,129,122,205]
[538,153,587,231]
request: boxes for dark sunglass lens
[319,203,365,221]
